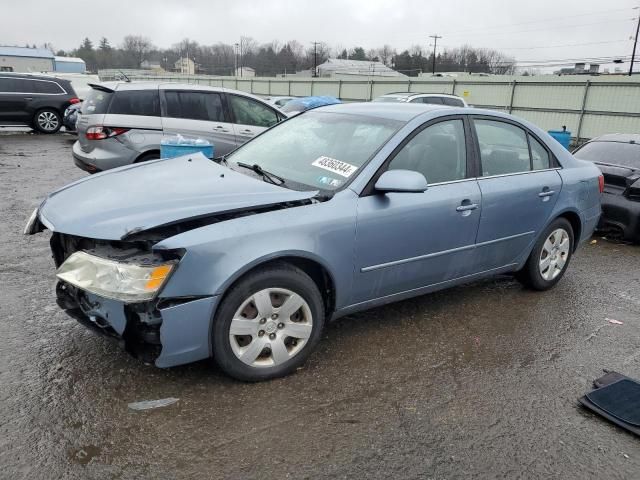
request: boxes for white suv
[372,92,468,107]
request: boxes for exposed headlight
[56,251,175,303]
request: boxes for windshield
[228,111,402,191]
[574,141,640,169]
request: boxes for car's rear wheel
[517,218,574,291]
[33,109,61,134]
[212,263,325,381]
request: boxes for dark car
[0,73,80,133]
[573,134,640,241]
[63,102,81,133]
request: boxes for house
[317,58,405,78]
[0,46,55,72]
[54,56,86,74]
[174,57,196,74]
[235,66,255,77]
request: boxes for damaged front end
[49,232,216,367]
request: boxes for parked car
[72,82,287,173]
[63,102,81,133]
[573,134,640,241]
[280,96,341,115]
[26,103,602,381]
[373,92,468,107]
[0,73,80,133]
[265,96,295,108]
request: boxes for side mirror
[375,169,428,193]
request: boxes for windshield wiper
[235,162,285,185]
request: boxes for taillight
[68,97,81,104]
[598,174,604,194]
[85,126,130,140]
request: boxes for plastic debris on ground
[607,318,624,325]
[128,397,179,411]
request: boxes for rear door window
[108,90,160,116]
[81,88,113,114]
[164,91,226,122]
[413,97,444,105]
[474,119,531,176]
[529,135,551,170]
[228,94,279,128]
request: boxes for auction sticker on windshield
[311,156,358,178]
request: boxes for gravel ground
[1,132,640,480]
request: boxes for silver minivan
[72,82,286,172]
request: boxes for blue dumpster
[161,136,215,159]
[548,129,571,150]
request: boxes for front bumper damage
[50,232,218,368]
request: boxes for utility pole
[429,34,442,75]
[311,41,319,77]
[234,43,239,76]
[630,8,640,76]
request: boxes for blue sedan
[26,103,602,381]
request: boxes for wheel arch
[555,210,582,251]
[134,149,161,163]
[216,253,337,318]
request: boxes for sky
[3,0,640,71]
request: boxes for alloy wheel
[229,288,313,368]
[37,111,59,132]
[539,228,570,281]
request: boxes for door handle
[538,189,555,198]
[241,129,254,135]
[24,97,32,101]
[214,126,230,133]
[456,202,479,212]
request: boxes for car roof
[380,92,464,99]
[589,133,640,144]
[0,72,70,83]
[90,81,271,101]
[313,102,452,121]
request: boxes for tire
[212,263,325,381]
[135,152,160,163]
[517,217,574,291]
[33,109,62,134]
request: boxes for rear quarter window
[108,90,160,116]
[81,88,113,115]
[442,97,465,107]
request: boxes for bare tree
[121,35,153,67]
[377,44,394,66]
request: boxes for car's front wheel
[33,109,62,134]
[517,217,574,290]
[212,263,325,381]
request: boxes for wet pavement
[1,132,640,479]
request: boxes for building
[317,58,405,78]
[54,56,86,73]
[235,66,255,77]
[0,46,55,72]
[174,57,196,74]
[140,60,163,72]
[555,62,600,75]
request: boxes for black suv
[0,73,79,133]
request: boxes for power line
[440,7,635,36]
[493,39,632,51]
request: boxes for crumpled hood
[39,153,317,240]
